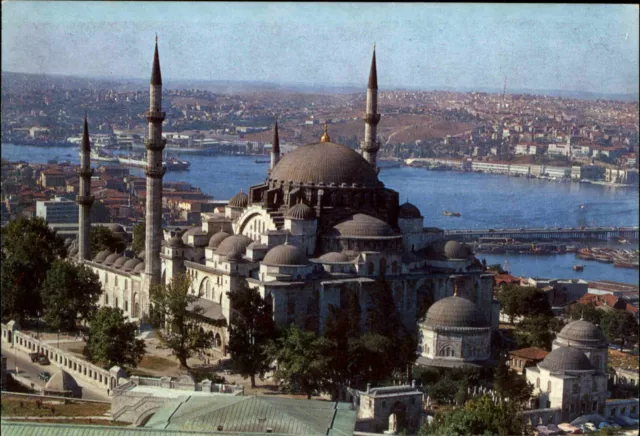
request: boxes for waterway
[3,143,638,284]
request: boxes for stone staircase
[266,206,287,230]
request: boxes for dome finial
[320,121,330,143]
[453,283,459,297]
[580,310,584,321]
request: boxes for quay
[445,226,639,242]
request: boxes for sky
[2,2,639,95]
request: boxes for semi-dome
[557,320,607,345]
[113,256,130,269]
[332,214,397,238]
[181,226,206,245]
[208,231,231,249]
[263,244,308,266]
[269,142,380,188]
[229,191,249,208]
[424,295,489,328]
[137,250,145,260]
[45,369,79,393]
[168,235,184,247]
[93,249,112,263]
[286,202,316,220]
[444,240,472,259]
[539,346,593,373]
[215,234,253,258]
[318,252,350,263]
[103,252,121,266]
[134,261,145,273]
[399,202,422,219]
[123,258,141,272]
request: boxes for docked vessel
[90,149,119,163]
[117,154,191,171]
[572,264,584,271]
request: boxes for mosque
[68,40,499,358]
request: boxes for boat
[572,264,584,271]
[90,149,119,163]
[254,159,270,164]
[443,211,461,217]
[117,154,190,171]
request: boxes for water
[3,143,638,284]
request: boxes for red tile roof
[509,347,549,360]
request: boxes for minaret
[144,35,167,293]
[269,119,280,172]
[361,44,381,173]
[77,112,94,261]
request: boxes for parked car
[38,371,52,382]
[28,352,40,363]
[37,354,50,365]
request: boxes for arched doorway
[388,401,407,433]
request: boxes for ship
[254,159,270,164]
[443,211,461,217]
[117,154,191,171]
[90,149,119,163]
[572,264,584,271]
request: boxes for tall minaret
[144,36,166,292]
[77,112,94,261]
[361,44,381,173]
[269,119,280,172]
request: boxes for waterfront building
[36,196,79,224]
[70,44,498,357]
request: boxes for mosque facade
[69,41,499,356]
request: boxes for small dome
[425,295,489,328]
[137,251,146,260]
[286,203,316,220]
[332,214,397,238]
[263,244,308,266]
[69,246,79,256]
[103,252,120,266]
[399,202,422,219]
[113,256,130,269]
[122,258,141,272]
[557,320,607,345]
[181,226,206,245]
[444,240,472,259]
[247,241,267,250]
[64,238,73,247]
[45,369,79,392]
[228,191,249,208]
[105,223,125,234]
[93,249,112,263]
[318,252,350,263]
[168,235,184,247]
[134,261,145,273]
[208,231,230,249]
[539,346,593,373]
[215,234,253,258]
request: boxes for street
[1,345,109,401]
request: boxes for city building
[351,383,424,433]
[36,196,79,224]
[508,347,549,374]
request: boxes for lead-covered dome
[123,258,141,272]
[263,244,308,266]
[399,202,422,219]
[113,255,130,269]
[539,346,593,373]
[557,320,607,346]
[209,231,231,249]
[425,295,489,328]
[318,252,350,263]
[103,252,120,266]
[332,214,397,238]
[215,234,252,258]
[286,203,316,220]
[444,240,472,259]
[93,249,112,263]
[269,142,380,187]
[134,261,145,273]
[105,223,125,234]
[229,191,249,208]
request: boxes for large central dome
[269,142,380,187]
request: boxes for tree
[492,356,533,404]
[90,225,126,258]
[90,199,111,223]
[1,217,66,322]
[566,302,603,325]
[496,284,552,324]
[41,260,103,331]
[131,222,145,255]
[150,273,214,368]
[84,307,146,369]
[514,315,562,350]
[269,326,331,399]
[227,283,277,388]
[600,309,638,351]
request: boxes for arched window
[115,297,119,308]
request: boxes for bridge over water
[443,226,639,242]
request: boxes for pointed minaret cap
[453,283,459,297]
[320,121,331,143]
[368,43,378,90]
[81,111,90,152]
[151,34,162,85]
[272,119,280,154]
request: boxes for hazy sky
[2,2,639,94]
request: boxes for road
[1,346,109,401]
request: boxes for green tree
[0,217,66,322]
[91,199,111,223]
[492,356,533,404]
[497,284,552,324]
[84,306,146,369]
[269,326,331,399]
[566,302,603,324]
[514,315,562,350]
[41,260,103,331]
[600,309,638,351]
[227,283,277,388]
[132,222,145,255]
[91,225,126,258]
[486,263,505,274]
[150,273,214,368]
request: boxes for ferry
[443,211,461,217]
[90,149,119,163]
[572,264,584,272]
[117,154,191,171]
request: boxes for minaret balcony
[145,166,167,179]
[78,168,94,178]
[145,110,166,122]
[362,113,381,125]
[76,195,95,206]
[145,138,167,151]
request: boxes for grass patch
[127,367,155,377]
[138,355,177,371]
[0,397,110,417]
[66,346,86,356]
[4,418,129,426]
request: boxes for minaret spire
[144,36,167,311]
[77,112,94,261]
[270,118,280,172]
[361,45,381,173]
